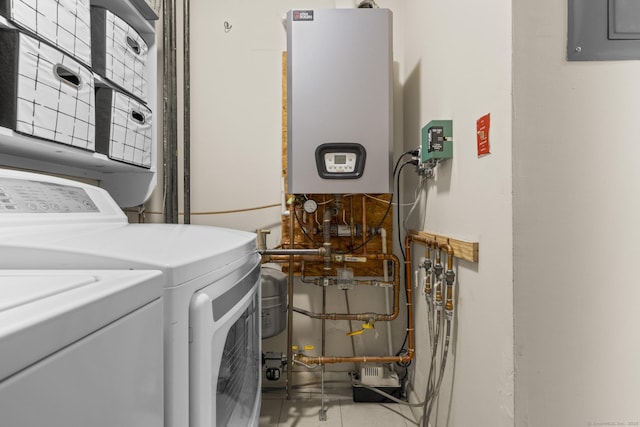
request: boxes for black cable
[396,160,416,261]
[394,149,417,177]
[335,150,415,254]
[392,157,419,369]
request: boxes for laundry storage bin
[91,6,148,102]
[0,0,92,67]
[95,87,152,168]
[0,28,95,151]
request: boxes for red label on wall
[476,113,491,157]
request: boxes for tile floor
[259,387,418,427]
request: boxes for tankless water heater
[287,8,393,194]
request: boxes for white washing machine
[0,168,262,427]
[0,269,164,427]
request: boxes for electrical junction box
[286,8,393,194]
[421,120,453,162]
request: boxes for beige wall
[400,0,514,425]
[514,1,640,426]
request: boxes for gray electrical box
[287,8,393,194]
[568,0,640,60]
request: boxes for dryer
[0,269,164,427]
[0,168,262,427]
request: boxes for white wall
[401,0,514,426]
[513,2,640,426]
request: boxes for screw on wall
[575,46,582,53]
[224,21,232,33]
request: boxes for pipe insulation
[182,0,191,224]
[162,0,179,223]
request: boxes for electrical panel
[286,8,393,194]
[568,0,640,60]
[421,120,453,162]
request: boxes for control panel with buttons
[0,178,99,213]
[314,142,366,180]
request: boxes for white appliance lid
[0,275,96,311]
[0,223,257,286]
[0,269,163,381]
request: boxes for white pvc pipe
[280,177,290,216]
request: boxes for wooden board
[408,230,479,263]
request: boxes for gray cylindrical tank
[261,266,287,339]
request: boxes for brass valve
[444,269,455,312]
[425,274,432,296]
[445,285,453,312]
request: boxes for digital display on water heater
[315,143,367,180]
[323,152,356,173]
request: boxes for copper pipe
[323,206,334,271]
[298,278,394,287]
[344,290,357,360]
[264,253,395,263]
[307,208,315,241]
[286,209,295,399]
[349,196,355,250]
[262,255,326,263]
[404,234,415,363]
[294,307,392,322]
[439,242,454,271]
[291,253,400,321]
[439,242,455,312]
[292,236,417,366]
[409,233,434,249]
[410,234,454,271]
[322,286,326,357]
[295,354,412,365]
[259,248,325,256]
[295,234,415,365]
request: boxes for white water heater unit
[287,8,393,194]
